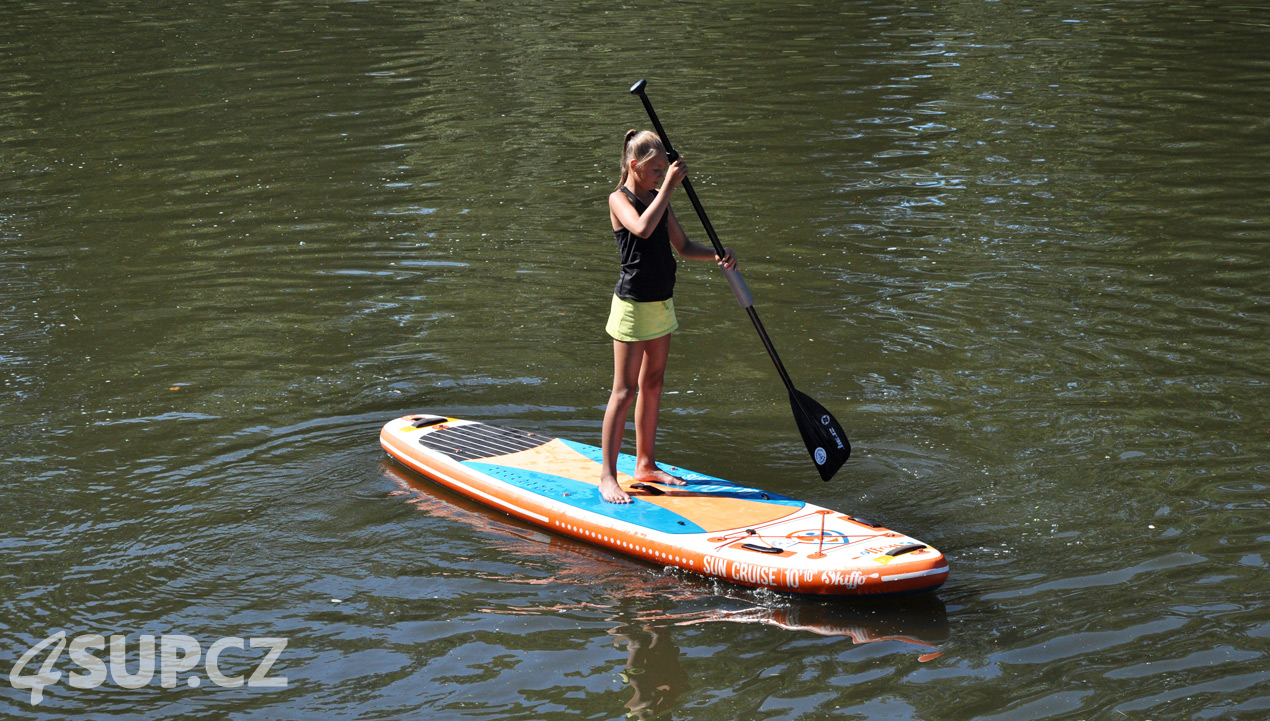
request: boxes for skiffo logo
[8,632,287,706]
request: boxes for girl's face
[633,152,668,187]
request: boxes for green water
[2,1,1266,719]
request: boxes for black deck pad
[417,423,553,462]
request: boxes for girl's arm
[609,157,688,237]
[609,189,675,238]
[667,207,738,269]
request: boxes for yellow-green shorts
[605,295,678,342]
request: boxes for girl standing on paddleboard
[600,130,737,504]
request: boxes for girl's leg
[600,339,646,503]
[633,333,684,485]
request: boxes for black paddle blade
[788,389,850,481]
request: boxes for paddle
[629,79,850,481]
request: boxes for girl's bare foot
[634,466,687,486]
[600,476,632,504]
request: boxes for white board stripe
[880,565,949,583]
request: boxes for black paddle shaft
[628,79,850,481]
[629,80,727,258]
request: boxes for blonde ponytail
[618,129,665,189]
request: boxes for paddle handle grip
[723,266,754,309]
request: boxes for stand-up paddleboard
[380,414,948,597]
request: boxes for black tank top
[612,187,677,302]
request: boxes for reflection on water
[611,624,690,721]
[388,461,950,718]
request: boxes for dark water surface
[2,1,1267,719]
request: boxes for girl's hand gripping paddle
[629,79,850,481]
